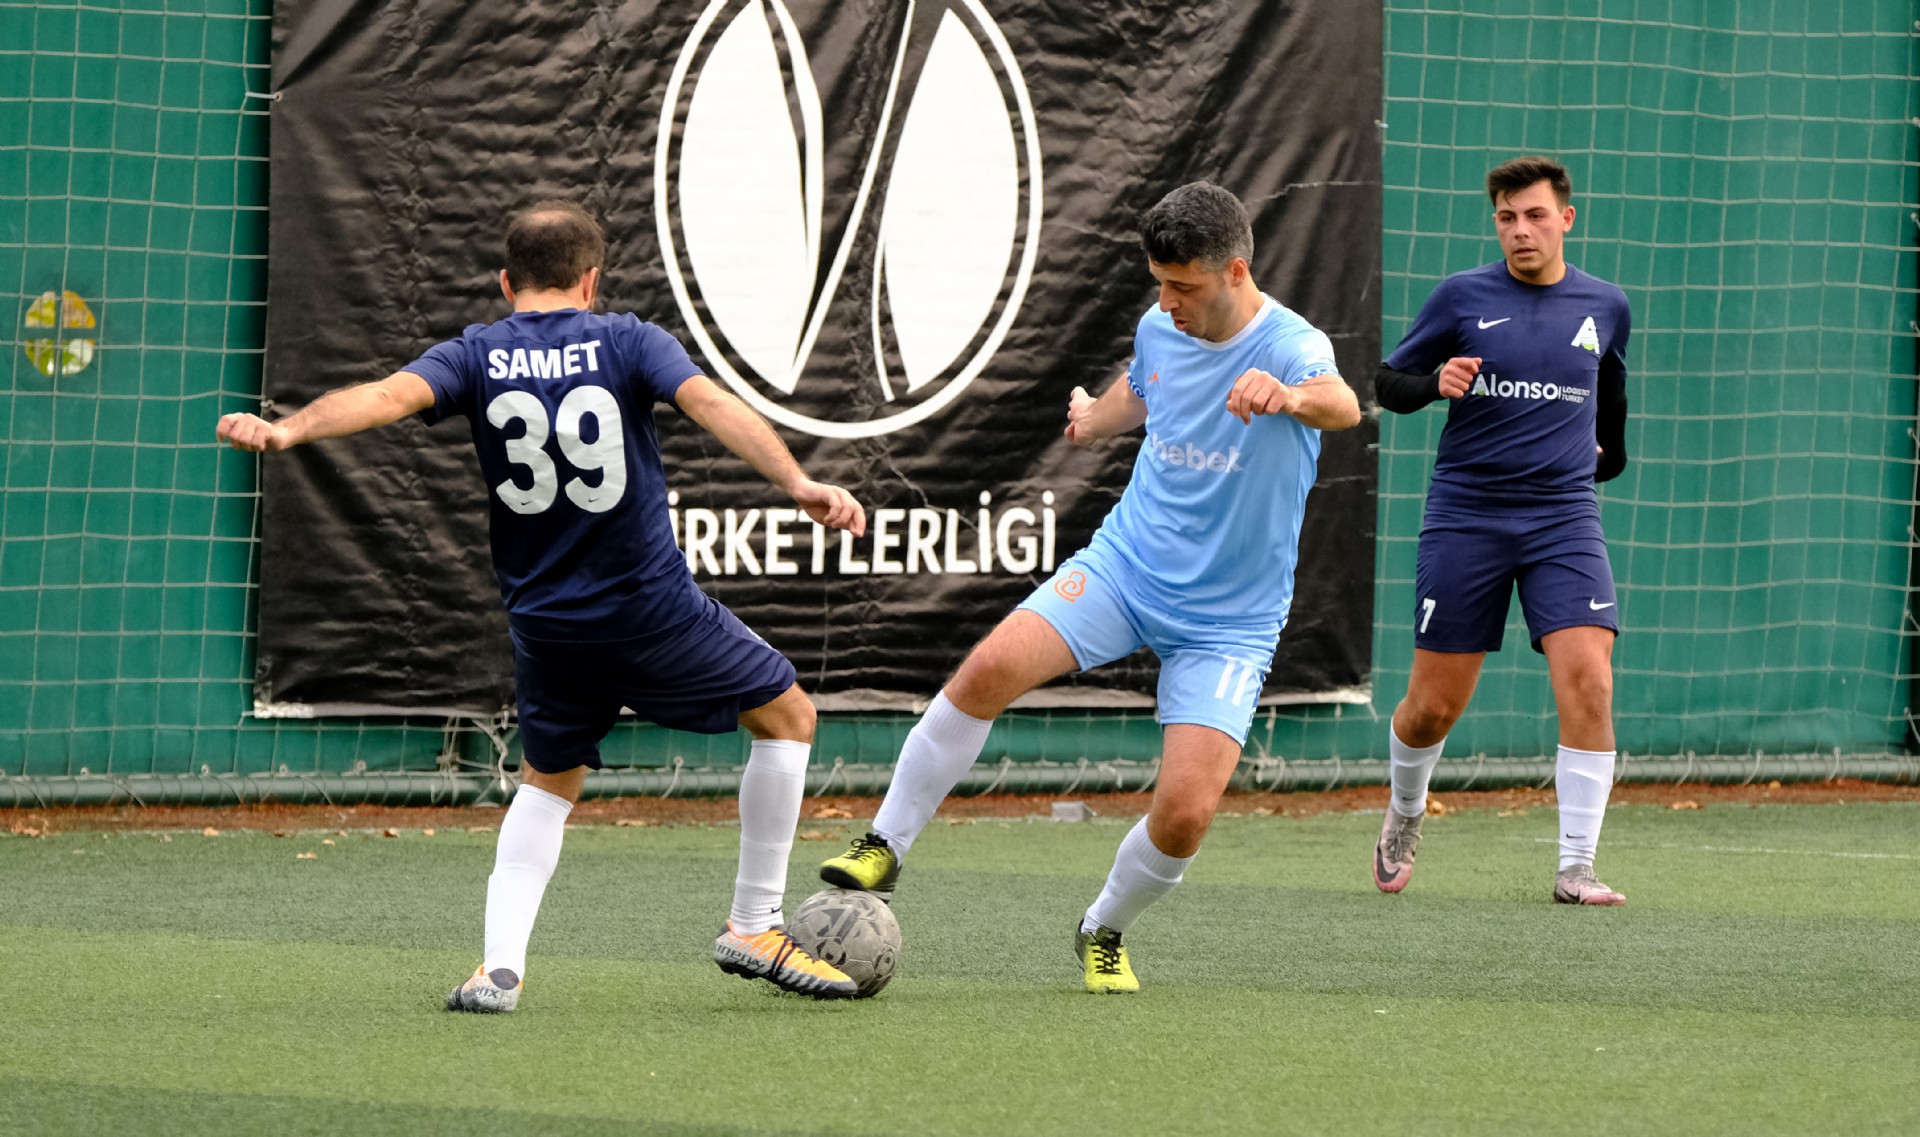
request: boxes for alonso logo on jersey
[1146,432,1244,473]
[1468,373,1590,404]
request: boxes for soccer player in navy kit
[217,201,867,1005]
[820,183,1363,991]
[1371,157,1632,905]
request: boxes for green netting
[2,0,1916,785]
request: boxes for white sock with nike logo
[1389,726,1446,818]
[1555,744,1616,870]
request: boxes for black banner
[260,0,1381,714]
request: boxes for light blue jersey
[1018,296,1338,743]
[1091,296,1336,631]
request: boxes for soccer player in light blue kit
[821,183,1362,991]
[1370,156,1633,905]
[218,201,868,1007]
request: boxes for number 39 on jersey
[485,386,627,515]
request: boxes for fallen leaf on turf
[423,828,436,837]
[614,819,652,828]
[797,829,835,841]
[296,852,317,860]
[1253,807,1275,816]
[813,805,853,819]
[1670,800,1701,811]
[202,827,220,837]
[1768,780,1782,789]
[272,830,291,838]
[382,828,400,838]
[160,834,171,843]
[10,825,45,838]
[321,839,335,846]
[1427,800,1449,817]
[73,849,86,855]
[1496,809,1527,818]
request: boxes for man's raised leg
[822,610,1076,898]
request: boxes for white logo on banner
[655,0,1044,439]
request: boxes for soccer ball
[788,887,901,998]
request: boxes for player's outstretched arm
[215,372,437,452]
[1224,370,1363,430]
[1064,373,1147,446]
[674,375,866,536]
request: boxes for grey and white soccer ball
[788,887,901,998]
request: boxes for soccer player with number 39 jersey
[820,183,1362,991]
[1371,157,1633,905]
[217,201,868,1007]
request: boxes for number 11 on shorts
[1419,597,1436,633]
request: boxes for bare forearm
[281,381,417,445]
[1074,376,1148,443]
[219,372,434,452]
[1286,378,1363,431]
[679,381,806,493]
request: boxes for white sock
[731,739,810,933]
[872,692,994,858]
[1555,744,1616,871]
[483,782,573,977]
[1389,725,1446,818]
[1083,818,1194,935]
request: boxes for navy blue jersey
[1385,262,1631,508]
[406,309,705,637]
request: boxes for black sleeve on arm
[1374,363,1445,414]
[1594,364,1628,482]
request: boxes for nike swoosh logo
[1589,600,1616,610]
[1477,317,1512,328]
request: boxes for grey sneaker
[1373,809,1424,893]
[446,964,521,1013]
[1553,864,1627,906]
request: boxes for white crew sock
[731,739,811,933]
[482,782,574,977]
[1389,725,1447,818]
[872,692,995,858]
[1555,744,1616,871]
[1083,818,1194,935]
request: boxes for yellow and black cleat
[1073,922,1140,994]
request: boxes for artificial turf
[2,801,1915,1136]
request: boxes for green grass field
[2,801,1916,1136]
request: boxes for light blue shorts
[1016,548,1280,745]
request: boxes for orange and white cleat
[712,922,858,999]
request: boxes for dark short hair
[504,200,605,291]
[1140,182,1254,270]
[1487,156,1572,208]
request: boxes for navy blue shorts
[1413,502,1618,655]
[509,594,797,773]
